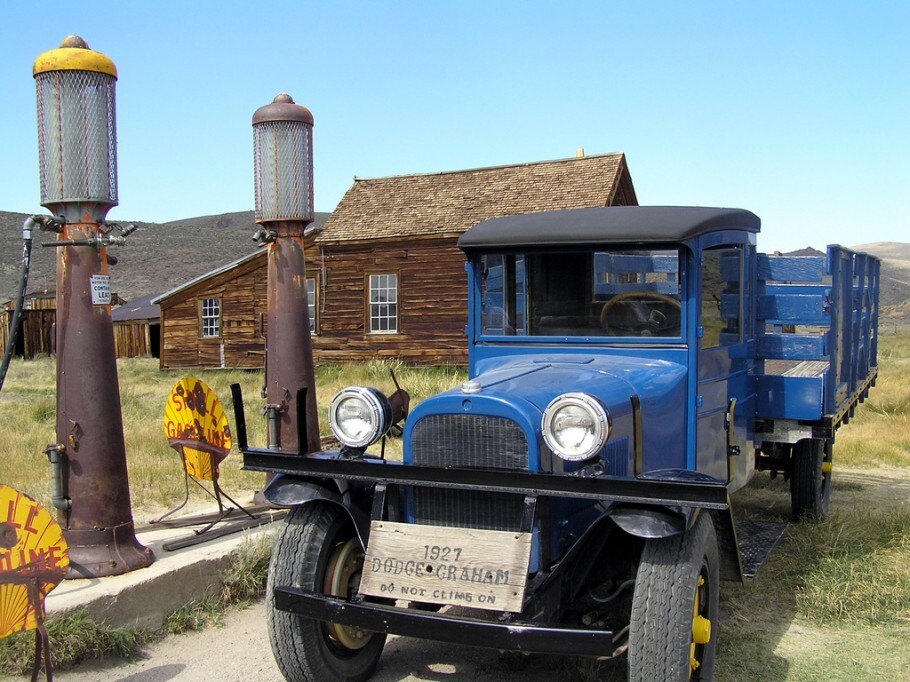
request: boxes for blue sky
[1,1,906,253]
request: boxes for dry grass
[715,330,910,681]
[0,336,906,680]
[0,356,465,519]
[834,332,910,468]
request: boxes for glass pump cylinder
[33,35,118,209]
[252,93,314,223]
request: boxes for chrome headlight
[541,392,610,461]
[328,386,392,448]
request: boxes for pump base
[63,522,155,579]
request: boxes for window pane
[480,250,680,338]
[201,298,221,338]
[306,278,316,333]
[369,274,398,333]
[701,248,742,348]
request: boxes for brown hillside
[0,210,326,304]
[2,211,907,321]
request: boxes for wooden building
[111,294,161,359]
[1,290,149,360]
[155,153,637,369]
[0,291,56,359]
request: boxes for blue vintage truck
[235,206,879,681]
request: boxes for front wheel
[628,512,719,681]
[790,438,832,521]
[267,503,386,682]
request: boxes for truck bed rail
[756,246,879,424]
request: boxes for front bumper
[275,588,619,657]
[242,447,730,509]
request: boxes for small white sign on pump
[90,275,111,305]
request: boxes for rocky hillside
[2,210,908,321]
[852,242,910,323]
[0,210,327,303]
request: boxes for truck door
[696,245,752,483]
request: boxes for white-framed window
[200,297,221,338]
[306,277,317,334]
[368,274,398,333]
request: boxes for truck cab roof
[458,206,761,250]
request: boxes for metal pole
[264,223,321,453]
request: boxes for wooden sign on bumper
[359,521,532,613]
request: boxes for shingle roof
[317,153,631,244]
[112,293,161,322]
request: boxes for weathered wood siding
[311,237,468,365]
[159,257,268,370]
[0,309,55,358]
[113,321,150,358]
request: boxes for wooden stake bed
[359,521,533,613]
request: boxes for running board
[735,520,788,580]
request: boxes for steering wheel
[600,291,681,334]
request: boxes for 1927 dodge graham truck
[232,206,879,681]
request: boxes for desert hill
[0,210,328,304]
[1,210,908,321]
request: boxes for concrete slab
[44,507,285,631]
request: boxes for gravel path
[49,600,620,681]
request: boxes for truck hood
[404,354,689,472]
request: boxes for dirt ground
[13,466,910,682]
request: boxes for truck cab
[238,206,879,682]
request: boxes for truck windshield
[480,249,682,338]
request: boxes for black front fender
[262,474,370,545]
[262,473,345,507]
[609,504,695,539]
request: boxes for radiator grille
[411,414,528,470]
[412,488,525,532]
[410,414,529,531]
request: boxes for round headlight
[328,386,393,449]
[541,392,610,462]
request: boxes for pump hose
[0,217,37,393]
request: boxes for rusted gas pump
[33,36,153,577]
[252,94,321,454]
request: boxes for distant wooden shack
[1,290,152,360]
[0,291,56,359]
[155,153,637,369]
[111,294,161,358]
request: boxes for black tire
[267,503,386,682]
[628,512,719,681]
[790,438,831,521]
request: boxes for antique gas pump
[252,94,321,454]
[33,36,153,577]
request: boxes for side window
[701,247,742,348]
[200,298,221,338]
[306,277,317,334]
[368,274,398,334]
[480,255,525,335]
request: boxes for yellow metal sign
[163,378,232,481]
[0,485,69,639]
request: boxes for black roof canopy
[458,206,761,251]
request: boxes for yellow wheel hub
[690,575,711,674]
[323,537,372,650]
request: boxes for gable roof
[152,212,330,306]
[112,293,161,322]
[317,153,635,244]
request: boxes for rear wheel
[628,513,719,681]
[267,503,385,682]
[790,438,832,521]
